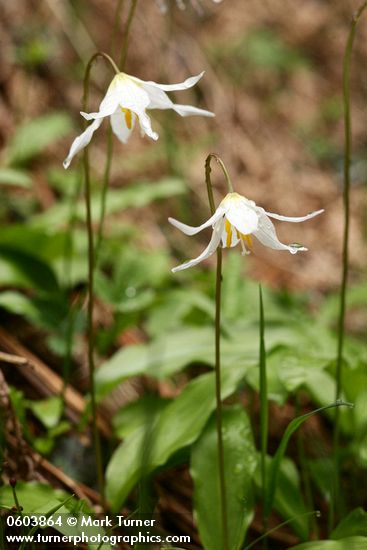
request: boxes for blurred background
[1,0,366,291]
[1,1,367,548]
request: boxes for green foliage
[7,113,72,166]
[0,168,32,188]
[291,537,367,549]
[106,361,249,510]
[331,508,367,539]
[191,406,257,550]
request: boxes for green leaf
[291,537,367,549]
[0,482,110,550]
[191,406,257,550]
[0,168,32,188]
[331,508,367,539]
[0,482,70,512]
[8,112,72,165]
[106,362,249,510]
[265,401,352,519]
[96,326,258,400]
[32,178,186,228]
[113,396,169,439]
[26,396,63,429]
[0,291,40,319]
[0,246,59,291]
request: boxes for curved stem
[82,51,121,509]
[205,153,234,198]
[259,285,268,546]
[205,154,229,550]
[331,1,367,529]
[95,0,138,264]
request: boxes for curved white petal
[172,103,215,117]
[264,208,324,223]
[253,212,307,254]
[137,110,159,141]
[132,71,205,92]
[63,118,103,169]
[110,109,136,143]
[172,218,224,272]
[225,200,259,235]
[168,206,225,236]
[81,90,122,121]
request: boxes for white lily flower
[169,192,324,272]
[63,71,214,169]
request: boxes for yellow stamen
[121,107,132,129]
[242,233,253,248]
[225,219,232,248]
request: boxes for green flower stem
[119,0,138,68]
[259,285,268,545]
[331,0,367,528]
[95,0,138,264]
[205,154,233,550]
[82,51,121,509]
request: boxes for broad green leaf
[0,246,58,291]
[113,396,169,438]
[96,327,256,400]
[191,406,257,550]
[0,225,66,263]
[331,508,367,539]
[106,362,249,510]
[32,178,186,228]
[0,482,111,550]
[0,168,32,188]
[0,291,40,320]
[26,396,63,429]
[0,482,70,513]
[146,288,215,337]
[8,112,72,165]
[291,537,367,549]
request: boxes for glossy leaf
[106,362,249,510]
[191,406,257,550]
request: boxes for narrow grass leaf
[265,401,353,518]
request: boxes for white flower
[169,192,324,272]
[63,71,214,169]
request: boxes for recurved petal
[171,218,224,272]
[110,108,136,143]
[253,212,307,254]
[225,200,259,235]
[133,71,205,92]
[264,208,324,223]
[63,118,103,169]
[81,89,122,121]
[171,103,215,117]
[137,110,159,141]
[168,206,226,236]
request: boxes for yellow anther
[225,219,232,248]
[121,108,132,129]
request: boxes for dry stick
[82,51,120,510]
[331,1,367,530]
[205,153,233,550]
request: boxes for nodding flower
[169,192,324,272]
[63,71,214,169]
